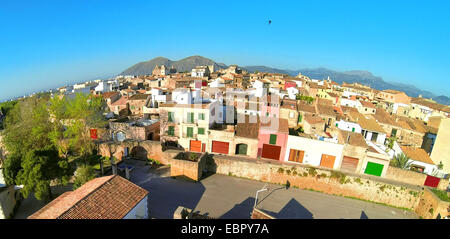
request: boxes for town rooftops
[260,117,289,133]
[128,94,150,100]
[382,89,403,94]
[359,100,376,108]
[28,175,148,219]
[400,146,435,165]
[348,111,386,134]
[159,102,212,109]
[338,130,368,148]
[101,91,120,99]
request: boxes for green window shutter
[199,113,205,120]
[352,127,355,132]
[269,134,277,145]
[187,112,194,123]
[187,127,193,137]
[168,126,174,136]
[336,123,338,127]
[168,112,174,122]
[298,114,302,123]
[198,128,205,135]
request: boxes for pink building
[257,118,289,161]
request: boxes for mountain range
[120,56,450,106]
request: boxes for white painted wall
[335,120,362,133]
[284,135,344,170]
[340,98,362,108]
[123,196,148,219]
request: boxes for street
[130,163,418,219]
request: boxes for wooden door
[288,149,305,163]
[212,141,229,154]
[341,156,358,173]
[190,140,202,152]
[320,154,336,169]
[261,144,281,160]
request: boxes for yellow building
[430,118,450,174]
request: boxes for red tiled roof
[28,175,148,219]
[101,91,119,99]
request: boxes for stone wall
[206,155,422,210]
[169,152,207,181]
[415,188,450,219]
[98,140,180,165]
[385,166,449,191]
[251,208,275,219]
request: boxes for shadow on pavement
[260,198,314,219]
[145,176,206,219]
[360,211,369,219]
[219,197,256,219]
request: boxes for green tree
[387,137,396,149]
[390,153,412,170]
[73,164,97,189]
[48,93,107,163]
[16,147,70,201]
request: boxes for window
[198,113,205,120]
[198,128,205,135]
[168,112,174,122]
[289,112,295,118]
[168,126,175,136]
[187,127,194,137]
[269,134,277,145]
[187,112,194,123]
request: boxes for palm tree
[390,153,412,170]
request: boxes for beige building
[430,118,450,174]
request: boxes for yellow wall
[430,118,450,174]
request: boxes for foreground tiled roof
[400,146,435,165]
[29,175,149,219]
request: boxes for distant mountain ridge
[120,56,450,106]
[120,55,228,75]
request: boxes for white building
[172,89,193,104]
[340,98,362,108]
[284,135,344,170]
[335,120,362,133]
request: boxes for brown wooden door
[261,144,281,160]
[341,156,358,173]
[190,140,202,152]
[288,149,305,163]
[320,154,336,169]
[212,141,229,154]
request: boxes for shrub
[430,189,450,202]
[277,168,284,174]
[292,171,298,176]
[302,172,308,177]
[286,169,291,175]
[429,208,434,214]
[307,167,317,177]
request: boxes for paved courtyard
[129,163,418,219]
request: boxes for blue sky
[1,0,449,101]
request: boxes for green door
[364,162,384,176]
[236,144,248,155]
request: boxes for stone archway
[130,145,148,160]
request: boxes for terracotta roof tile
[29,175,148,219]
[400,146,435,165]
